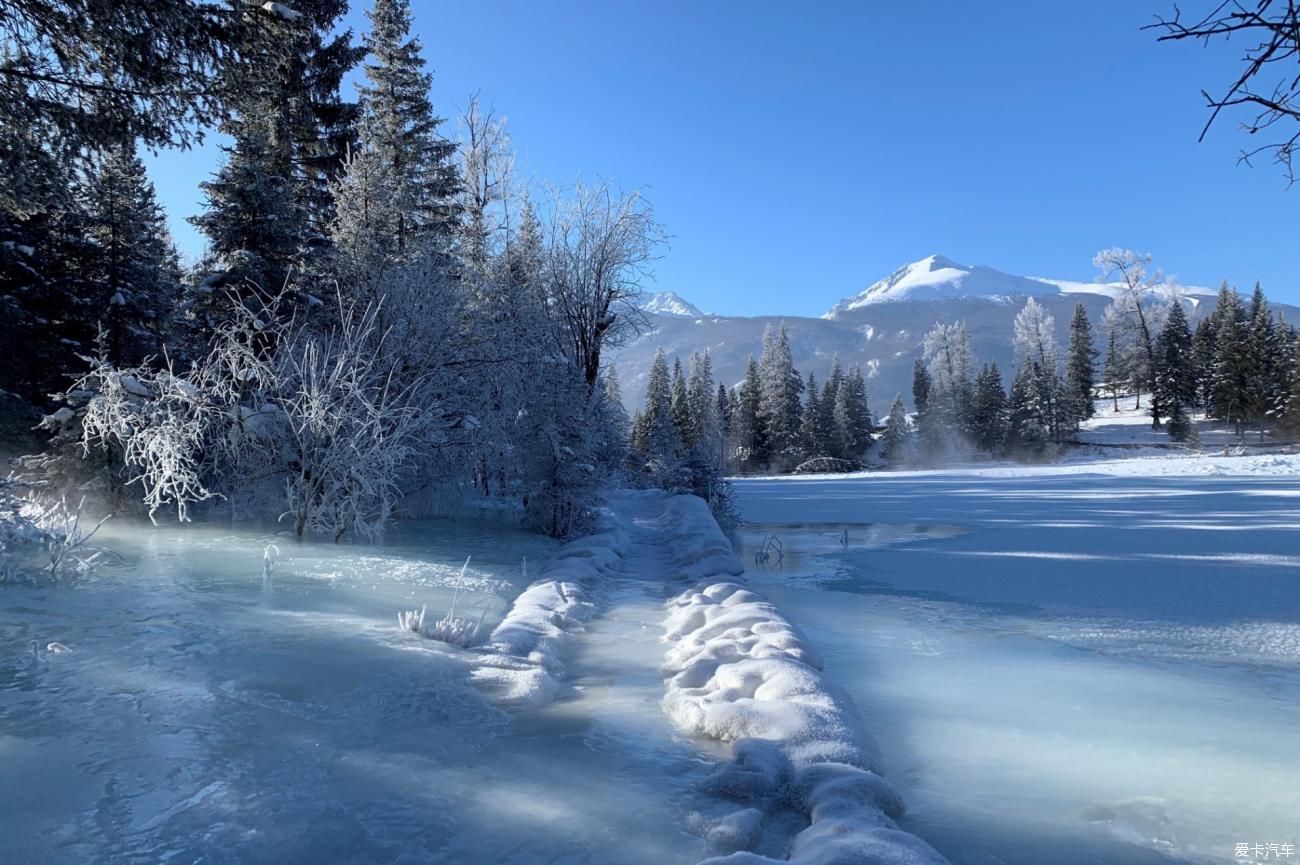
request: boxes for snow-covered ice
[734,459,1300,864]
[471,511,626,707]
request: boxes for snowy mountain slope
[610,255,1292,412]
[635,290,707,318]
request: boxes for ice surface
[734,464,1300,864]
[0,514,709,865]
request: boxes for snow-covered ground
[1072,398,1287,455]
[5,458,1298,864]
[733,459,1300,864]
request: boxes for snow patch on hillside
[657,494,950,865]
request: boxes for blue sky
[147,0,1299,316]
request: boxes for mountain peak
[637,291,706,318]
[825,255,1059,317]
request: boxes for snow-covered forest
[3,3,1300,865]
[0,0,741,558]
[709,251,1300,474]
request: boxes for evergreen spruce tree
[971,363,1009,454]
[1246,283,1282,439]
[757,323,803,470]
[1276,342,1300,441]
[911,358,932,454]
[1154,301,1196,439]
[1007,362,1049,457]
[839,366,873,459]
[80,143,183,365]
[193,1,361,314]
[880,394,910,465]
[1103,319,1124,413]
[671,356,692,449]
[1210,284,1250,434]
[1064,303,1098,425]
[633,349,685,486]
[800,372,826,459]
[821,356,845,457]
[350,0,459,255]
[1191,315,1217,408]
[736,355,766,470]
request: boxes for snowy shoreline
[658,494,950,864]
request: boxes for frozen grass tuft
[396,556,487,649]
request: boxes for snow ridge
[658,495,949,865]
[471,510,628,708]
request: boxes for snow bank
[471,512,627,708]
[659,494,949,865]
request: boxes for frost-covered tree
[458,96,512,269]
[920,321,973,455]
[1013,298,1062,442]
[540,181,664,393]
[1094,248,1171,428]
[1064,303,1097,426]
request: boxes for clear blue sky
[147,0,1299,316]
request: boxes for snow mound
[471,513,627,708]
[658,495,949,865]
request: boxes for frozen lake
[3,460,1298,865]
[734,464,1300,865]
[0,516,711,865]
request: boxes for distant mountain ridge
[611,255,1252,412]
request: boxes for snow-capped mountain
[824,254,1215,317]
[611,254,1263,411]
[825,254,1059,315]
[636,291,706,318]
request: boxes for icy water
[735,472,1300,865]
[0,516,709,865]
